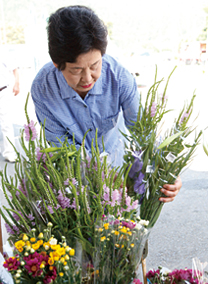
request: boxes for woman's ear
[53,62,58,68]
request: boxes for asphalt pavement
[0,63,208,273]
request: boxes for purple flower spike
[24,120,38,141]
[151,102,157,117]
[57,190,70,209]
[129,158,143,179]
[134,172,145,194]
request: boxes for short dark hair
[47,5,108,70]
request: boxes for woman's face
[55,49,102,97]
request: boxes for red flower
[43,266,57,284]
[24,251,48,277]
[3,257,20,271]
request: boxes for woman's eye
[70,69,82,75]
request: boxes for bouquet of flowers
[0,94,149,283]
[146,258,208,284]
[3,222,81,284]
[122,67,202,228]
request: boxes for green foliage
[123,66,202,228]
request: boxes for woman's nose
[82,69,92,83]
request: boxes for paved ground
[0,62,208,274]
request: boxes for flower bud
[20,261,25,266]
[47,222,53,227]
[22,234,29,241]
[30,248,35,253]
[63,265,69,271]
[24,252,29,256]
[16,273,21,278]
[38,233,44,239]
[31,228,36,232]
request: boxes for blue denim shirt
[31,54,140,166]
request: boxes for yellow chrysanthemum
[49,266,54,271]
[130,243,134,248]
[15,240,25,250]
[120,228,127,234]
[103,223,109,230]
[30,238,36,243]
[51,244,61,251]
[43,242,50,250]
[114,231,119,236]
[98,228,103,232]
[48,257,54,265]
[32,243,40,250]
[127,232,132,236]
[57,247,65,256]
[50,251,60,261]
[37,240,43,246]
[64,261,67,266]
[115,244,120,248]
[59,272,64,277]
[69,249,75,256]
[100,236,106,242]
[60,257,65,263]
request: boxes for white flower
[135,223,142,231]
[16,273,21,278]
[139,220,149,227]
[49,237,58,245]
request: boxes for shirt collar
[56,66,103,100]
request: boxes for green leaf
[157,131,184,149]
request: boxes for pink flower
[43,266,57,284]
[133,279,142,284]
[24,120,37,141]
[57,190,71,209]
[151,102,157,117]
[24,251,48,277]
[3,257,20,271]
[179,111,190,125]
[121,220,136,230]
[111,189,120,206]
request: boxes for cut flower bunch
[0,94,149,283]
[123,67,202,228]
[3,222,81,284]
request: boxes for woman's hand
[159,176,182,203]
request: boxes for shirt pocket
[101,112,119,134]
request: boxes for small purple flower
[134,172,145,194]
[69,198,77,210]
[5,223,15,235]
[48,206,54,214]
[64,178,69,185]
[129,157,143,179]
[27,213,35,221]
[151,102,157,117]
[111,189,120,206]
[180,110,190,125]
[57,190,71,209]
[24,120,38,141]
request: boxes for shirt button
[84,105,87,108]
[89,128,92,131]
